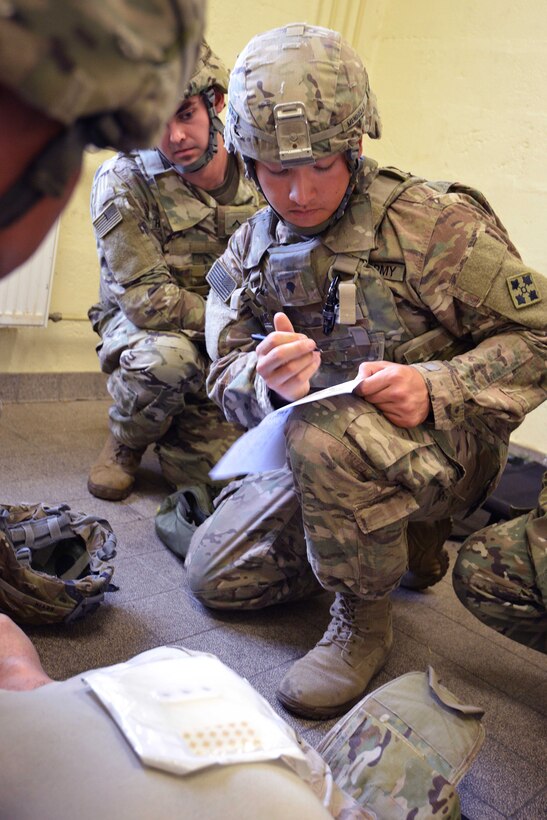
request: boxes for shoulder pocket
[448,230,545,328]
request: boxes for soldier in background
[186,24,547,719]
[0,0,204,280]
[87,41,262,502]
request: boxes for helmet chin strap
[172,88,223,175]
[243,151,362,237]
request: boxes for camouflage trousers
[187,395,505,608]
[453,473,547,653]
[97,318,241,494]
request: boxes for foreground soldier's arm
[91,158,204,334]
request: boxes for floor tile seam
[132,553,184,582]
[142,616,222,643]
[507,785,547,818]
[238,650,310,678]
[245,658,296,686]
[402,590,533,666]
[456,786,508,819]
[393,619,547,717]
[395,597,545,672]
[423,601,547,672]
[484,735,547,778]
[281,608,331,636]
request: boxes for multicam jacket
[205,159,546,442]
[88,149,262,345]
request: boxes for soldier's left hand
[355,361,431,428]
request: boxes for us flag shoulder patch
[93,203,123,238]
[506,272,542,309]
[206,258,237,302]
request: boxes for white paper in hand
[210,375,363,479]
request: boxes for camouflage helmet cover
[183,39,229,100]
[0,0,205,151]
[225,23,381,166]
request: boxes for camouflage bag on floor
[317,666,485,819]
[0,502,117,625]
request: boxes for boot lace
[321,594,360,649]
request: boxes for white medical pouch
[83,646,308,776]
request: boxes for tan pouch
[317,667,485,819]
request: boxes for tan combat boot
[400,519,452,590]
[276,593,393,719]
[88,433,146,501]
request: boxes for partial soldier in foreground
[0,613,486,819]
[87,41,262,502]
[0,0,204,280]
[454,473,547,653]
[186,24,547,719]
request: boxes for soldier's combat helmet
[169,39,230,174]
[0,502,117,625]
[224,23,381,232]
[0,0,204,229]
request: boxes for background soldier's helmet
[183,39,230,99]
[170,39,230,174]
[225,23,381,168]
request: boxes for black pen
[251,333,320,352]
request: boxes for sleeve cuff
[411,361,466,429]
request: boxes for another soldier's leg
[0,614,52,690]
[89,329,207,500]
[277,395,500,718]
[155,387,243,501]
[186,467,321,609]
[453,479,547,653]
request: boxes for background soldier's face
[159,94,212,166]
[254,153,351,228]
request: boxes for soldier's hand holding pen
[253,312,321,402]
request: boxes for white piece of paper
[210,375,363,479]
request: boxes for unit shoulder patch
[206,258,237,302]
[93,203,123,239]
[506,272,542,309]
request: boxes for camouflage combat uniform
[453,472,547,653]
[184,22,546,718]
[89,148,261,491]
[187,159,546,606]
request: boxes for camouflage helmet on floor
[224,22,381,168]
[0,502,117,625]
[0,0,204,229]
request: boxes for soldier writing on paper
[186,24,547,719]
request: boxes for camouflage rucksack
[0,502,116,625]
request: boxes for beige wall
[1,0,545,452]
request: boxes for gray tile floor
[1,398,546,819]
